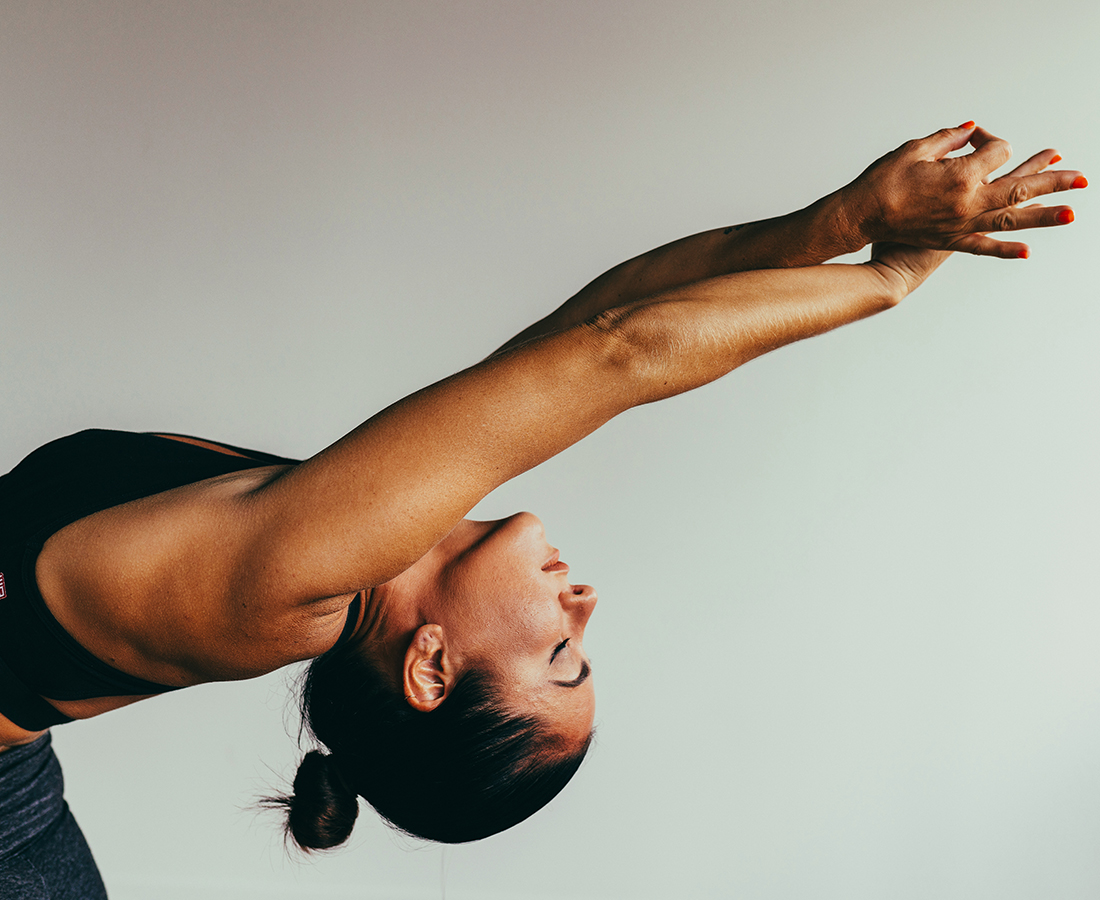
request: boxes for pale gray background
[2,2,1098,898]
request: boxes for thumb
[912,122,977,161]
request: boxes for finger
[984,170,1088,208]
[950,234,1030,259]
[996,149,1061,180]
[963,126,1013,177]
[967,203,1075,234]
[909,121,978,160]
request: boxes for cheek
[494,597,551,663]
[476,567,551,635]
[442,568,534,658]
[446,545,561,662]
[518,582,566,644]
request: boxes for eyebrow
[551,659,591,689]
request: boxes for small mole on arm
[724,220,761,235]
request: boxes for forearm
[593,259,901,406]
[496,189,864,353]
[499,122,1086,355]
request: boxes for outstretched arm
[225,125,1084,606]
[239,247,942,604]
[496,124,1085,353]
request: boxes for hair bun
[286,750,359,851]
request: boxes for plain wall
[2,1,1098,897]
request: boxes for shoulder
[36,463,341,684]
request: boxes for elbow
[581,305,633,346]
[580,306,650,370]
[577,305,677,405]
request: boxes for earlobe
[402,624,455,712]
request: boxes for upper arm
[236,323,637,603]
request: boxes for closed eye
[551,659,591,689]
[550,638,569,664]
[549,638,591,688]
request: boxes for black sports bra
[0,429,361,732]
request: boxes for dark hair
[270,642,592,849]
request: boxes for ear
[402,624,455,712]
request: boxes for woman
[0,124,1085,893]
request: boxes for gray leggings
[0,733,108,899]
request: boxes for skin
[0,123,1086,752]
[363,512,597,745]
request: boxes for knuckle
[991,210,1016,232]
[899,138,921,157]
[1007,182,1029,206]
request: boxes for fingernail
[1056,209,1075,225]
[1017,249,1030,259]
[1049,154,1062,165]
[959,121,976,129]
[1072,175,1088,189]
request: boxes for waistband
[0,733,65,861]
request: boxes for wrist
[863,260,908,307]
[807,188,874,258]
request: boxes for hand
[868,242,951,301]
[845,124,1087,259]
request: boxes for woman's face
[381,512,597,745]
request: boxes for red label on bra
[0,572,6,599]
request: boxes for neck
[347,581,418,692]
[350,587,383,642]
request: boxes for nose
[561,583,597,629]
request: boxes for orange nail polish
[1056,209,1075,225]
[1049,154,1062,165]
[1072,175,1088,189]
[1017,249,1030,259]
[959,121,976,129]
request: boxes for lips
[542,549,569,573]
